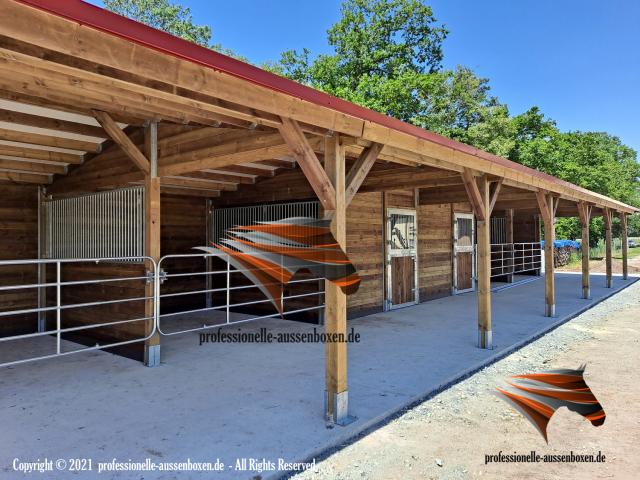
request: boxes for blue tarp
[540,239,581,249]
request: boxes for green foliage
[108,0,640,238]
[103,0,244,58]
[104,0,211,46]
[629,214,640,237]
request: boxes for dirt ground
[558,248,640,275]
[295,280,640,480]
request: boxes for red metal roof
[14,0,637,210]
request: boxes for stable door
[453,213,475,293]
[386,209,418,309]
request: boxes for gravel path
[295,280,640,480]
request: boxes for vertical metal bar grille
[43,187,144,260]
[211,200,320,249]
[490,217,506,244]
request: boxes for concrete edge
[275,276,639,479]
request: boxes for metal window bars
[0,256,157,367]
[490,242,542,278]
[44,187,144,261]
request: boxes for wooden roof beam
[0,144,83,164]
[461,169,486,221]
[277,117,336,211]
[0,127,100,152]
[0,158,66,175]
[0,170,51,184]
[93,110,150,173]
[0,108,106,138]
[345,142,383,206]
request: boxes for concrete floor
[0,273,636,479]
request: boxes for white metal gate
[157,253,325,336]
[0,256,157,367]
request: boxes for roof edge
[15,0,639,213]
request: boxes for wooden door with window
[453,213,475,293]
[386,209,418,309]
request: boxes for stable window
[44,186,144,260]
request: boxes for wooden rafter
[0,158,66,175]
[158,133,301,177]
[0,144,83,164]
[345,142,383,206]
[0,108,106,138]
[461,168,486,221]
[278,117,336,211]
[159,186,221,198]
[0,127,100,152]
[177,170,255,184]
[93,110,150,173]
[0,170,51,184]
[161,176,238,191]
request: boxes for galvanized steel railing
[490,242,542,278]
[0,256,157,367]
[0,252,326,366]
[157,253,325,335]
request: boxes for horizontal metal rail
[1,252,327,365]
[490,242,542,278]
[157,253,325,336]
[0,256,157,368]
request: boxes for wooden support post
[578,202,592,299]
[505,208,514,283]
[476,175,492,348]
[604,208,613,288]
[536,191,556,316]
[323,134,351,424]
[620,212,628,280]
[144,121,161,367]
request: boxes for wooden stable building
[0,0,636,424]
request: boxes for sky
[90,0,640,154]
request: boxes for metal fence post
[56,261,61,355]
[226,255,230,324]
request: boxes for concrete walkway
[0,273,635,479]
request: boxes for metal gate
[157,252,325,336]
[0,256,157,367]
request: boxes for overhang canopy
[0,0,637,214]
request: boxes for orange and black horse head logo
[196,217,360,314]
[496,365,605,443]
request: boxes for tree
[104,0,242,57]
[268,0,450,116]
[104,0,211,46]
